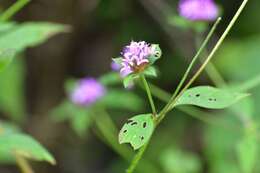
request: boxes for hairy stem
[141,75,157,116]
[0,0,30,22]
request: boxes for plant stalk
[140,75,157,116]
[0,0,30,22]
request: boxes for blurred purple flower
[111,61,121,71]
[178,0,219,21]
[120,41,156,77]
[70,78,106,106]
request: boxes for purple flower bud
[70,78,106,106]
[178,0,219,21]
[111,61,121,71]
[119,41,156,77]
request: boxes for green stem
[140,75,157,116]
[127,143,149,173]
[14,153,34,173]
[157,17,221,122]
[0,0,30,22]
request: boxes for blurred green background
[1,0,260,173]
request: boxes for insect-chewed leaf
[119,114,155,150]
[148,44,162,64]
[175,86,249,109]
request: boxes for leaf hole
[127,120,133,124]
[140,136,144,140]
[123,130,127,133]
[143,122,147,128]
[131,122,138,126]
[196,94,200,97]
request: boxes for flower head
[70,78,106,106]
[178,0,219,21]
[119,41,157,77]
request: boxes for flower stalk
[140,74,157,116]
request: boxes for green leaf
[112,57,123,65]
[0,133,56,164]
[237,132,258,173]
[0,120,20,135]
[99,72,121,86]
[168,15,192,30]
[232,97,254,118]
[0,23,16,34]
[101,89,144,111]
[0,121,21,164]
[168,15,207,32]
[160,147,202,173]
[64,78,77,94]
[51,101,76,122]
[0,22,69,52]
[123,74,136,88]
[0,58,25,122]
[51,101,92,137]
[143,66,157,77]
[0,49,15,72]
[147,44,162,64]
[119,114,154,150]
[175,86,248,109]
[71,108,92,137]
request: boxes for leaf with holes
[175,86,249,109]
[119,114,155,150]
[147,44,162,64]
